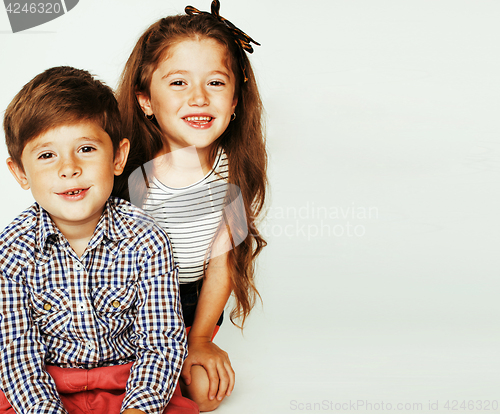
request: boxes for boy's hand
[182,337,235,401]
[123,410,147,414]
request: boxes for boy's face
[7,122,129,232]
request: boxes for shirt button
[112,300,120,308]
[43,303,52,311]
[86,342,93,350]
[78,302,86,312]
[75,263,82,270]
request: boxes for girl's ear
[136,92,154,116]
[113,139,131,176]
[6,158,30,190]
[231,96,238,114]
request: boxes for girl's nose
[188,84,209,107]
[59,156,82,178]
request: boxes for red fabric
[0,327,221,413]
[0,363,198,414]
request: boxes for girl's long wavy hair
[114,13,267,328]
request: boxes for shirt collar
[35,198,137,253]
[87,198,137,250]
[35,204,62,251]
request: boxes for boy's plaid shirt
[0,197,187,414]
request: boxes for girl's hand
[181,337,235,402]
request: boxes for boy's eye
[170,80,186,86]
[209,81,225,86]
[38,153,53,160]
[79,146,95,153]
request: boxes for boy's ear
[136,92,154,117]
[113,139,130,176]
[6,158,30,190]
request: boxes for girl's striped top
[143,149,228,284]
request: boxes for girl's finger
[206,363,220,400]
[225,361,235,395]
[216,362,230,401]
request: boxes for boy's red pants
[0,326,219,414]
[0,363,198,414]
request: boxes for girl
[114,1,267,411]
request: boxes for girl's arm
[181,246,235,402]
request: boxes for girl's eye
[79,146,95,153]
[38,153,53,160]
[209,81,225,86]
[170,80,186,86]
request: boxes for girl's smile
[136,38,238,161]
[183,113,215,129]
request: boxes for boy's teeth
[66,190,83,195]
[185,116,212,122]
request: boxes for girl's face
[137,38,238,155]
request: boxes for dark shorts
[180,280,224,328]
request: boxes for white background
[1,1,500,413]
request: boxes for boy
[0,67,195,414]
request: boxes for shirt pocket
[92,286,137,335]
[30,289,71,337]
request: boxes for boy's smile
[7,122,129,239]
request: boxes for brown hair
[4,66,122,169]
[114,13,267,328]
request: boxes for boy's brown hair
[4,66,122,169]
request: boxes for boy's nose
[188,85,209,107]
[59,157,82,178]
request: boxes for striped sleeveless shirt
[142,149,228,284]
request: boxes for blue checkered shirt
[0,197,187,414]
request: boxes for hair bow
[185,0,260,82]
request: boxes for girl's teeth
[185,116,212,122]
[67,190,82,195]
